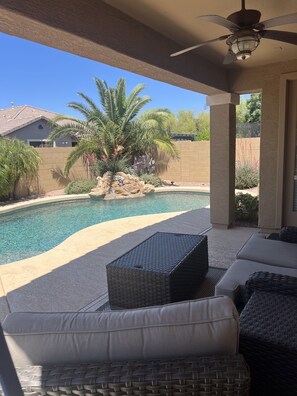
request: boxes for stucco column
[206,93,239,228]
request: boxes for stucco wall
[16,139,260,196]
[16,148,90,196]
[158,138,260,183]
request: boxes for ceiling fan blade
[170,35,230,57]
[261,30,297,46]
[255,12,297,30]
[223,51,237,65]
[198,15,240,31]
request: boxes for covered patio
[0,1,297,395]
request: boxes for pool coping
[0,186,210,215]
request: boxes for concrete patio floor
[0,195,258,323]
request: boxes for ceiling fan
[170,0,297,64]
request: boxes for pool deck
[0,188,257,322]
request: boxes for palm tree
[0,138,41,199]
[48,78,178,176]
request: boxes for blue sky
[0,33,208,117]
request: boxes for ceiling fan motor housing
[227,9,261,28]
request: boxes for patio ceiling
[0,0,225,95]
[105,0,297,69]
[0,0,296,94]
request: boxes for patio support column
[206,93,239,228]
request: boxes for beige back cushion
[3,296,239,366]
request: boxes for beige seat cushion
[237,233,297,269]
[215,259,297,303]
[3,296,239,366]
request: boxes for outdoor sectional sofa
[215,227,297,305]
[1,296,250,395]
[239,271,297,396]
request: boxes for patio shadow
[1,208,212,320]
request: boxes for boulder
[89,172,156,200]
[143,184,155,194]
[89,187,105,198]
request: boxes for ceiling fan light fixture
[235,50,251,60]
[228,32,260,60]
[171,3,297,64]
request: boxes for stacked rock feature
[89,172,155,199]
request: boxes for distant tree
[245,93,262,123]
[165,109,210,140]
[0,138,41,199]
[166,110,198,135]
[236,94,261,137]
[236,98,248,124]
[196,111,210,141]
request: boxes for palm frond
[151,137,179,159]
[126,83,146,108]
[67,102,92,119]
[87,108,107,124]
[120,97,151,131]
[64,140,99,176]
[94,78,109,110]
[48,121,90,142]
[50,114,80,124]
[87,112,108,130]
[115,78,127,117]
[104,88,117,122]
[77,92,100,113]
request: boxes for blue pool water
[0,192,209,265]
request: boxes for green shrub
[140,173,163,187]
[0,138,40,199]
[65,179,97,194]
[235,193,259,223]
[235,162,259,189]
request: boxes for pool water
[0,192,209,265]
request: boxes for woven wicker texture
[1,355,250,396]
[107,232,208,308]
[245,271,297,302]
[279,226,297,243]
[240,290,297,396]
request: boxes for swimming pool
[0,192,209,265]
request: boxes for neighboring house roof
[0,105,68,137]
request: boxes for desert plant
[140,173,162,187]
[48,78,178,176]
[235,193,259,223]
[133,155,156,176]
[235,162,259,189]
[97,155,130,176]
[65,179,97,194]
[0,138,41,199]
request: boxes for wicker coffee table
[107,232,208,308]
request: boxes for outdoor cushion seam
[5,317,237,336]
[4,295,225,317]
